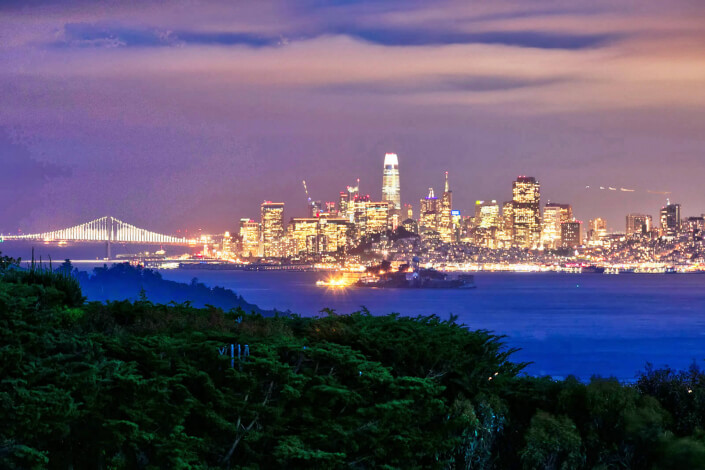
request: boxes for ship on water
[355,257,475,289]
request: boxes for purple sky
[2,0,705,235]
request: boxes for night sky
[2,0,704,235]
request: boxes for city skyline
[2,1,705,234]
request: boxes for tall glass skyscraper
[512,176,541,249]
[382,153,401,210]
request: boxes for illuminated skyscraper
[660,202,681,237]
[364,201,391,235]
[438,172,453,242]
[404,203,413,220]
[260,201,285,257]
[541,203,572,248]
[352,194,370,236]
[239,218,260,258]
[382,153,401,210]
[419,188,439,233]
[288,218,319,255]
[475,200,500,229]
[512,176,541,248]
[626,213,652,236]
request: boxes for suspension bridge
[1,216,198,259]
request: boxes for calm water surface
[159,270,705,381]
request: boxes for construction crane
[302,180,311,204]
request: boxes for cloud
[0,0,705,231]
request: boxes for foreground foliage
[1,254,705,469]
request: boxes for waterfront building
[541,203,573,249]
[419,188,439,234]
[382,153,401,210]
[438,172,453,243]
[260,201,285,257]
[626,213,652,237]
[561,221,582,248]
[239,218,260,258]
[660,202,681,237]
[512,176,541,248]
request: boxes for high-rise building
[287,217,352,256]
[419,188,439,234]
[541,203,572,249]
[512,176,541,248]
[364,201,391,236]
[260,201,285,257]
[561,221,582,248]
[626,213,652,236]
[352,194,370,236]
[288,218,319,255]
[438,172,453,243]
[587,218,607,242]
[239,218,260,258]
[404,203,413,220]
[660,202,681,237]
[318,218,352,253]
[499,201,514,245]
[382,153,401,210]
[338,192,350,221]
[344,184,359,222]
[475,200,500,229]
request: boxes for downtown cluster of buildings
[207,154,704,268]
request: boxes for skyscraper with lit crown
[382,153,401,210]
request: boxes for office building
[364,201,391,236]
[587,218,607,242]
[419,188,439,234]
[289,218,319,255]
[660,202,681,237]
[541,203,572,249]
[512,176,541,248]
[260,201,285,257]
[382,153,401,210]
[561,221,582,248]
[475,200,500,229]
[626,213,652,236]
[499,201,514,245]
[239,218,260,258]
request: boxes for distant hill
[61,261,274,315]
